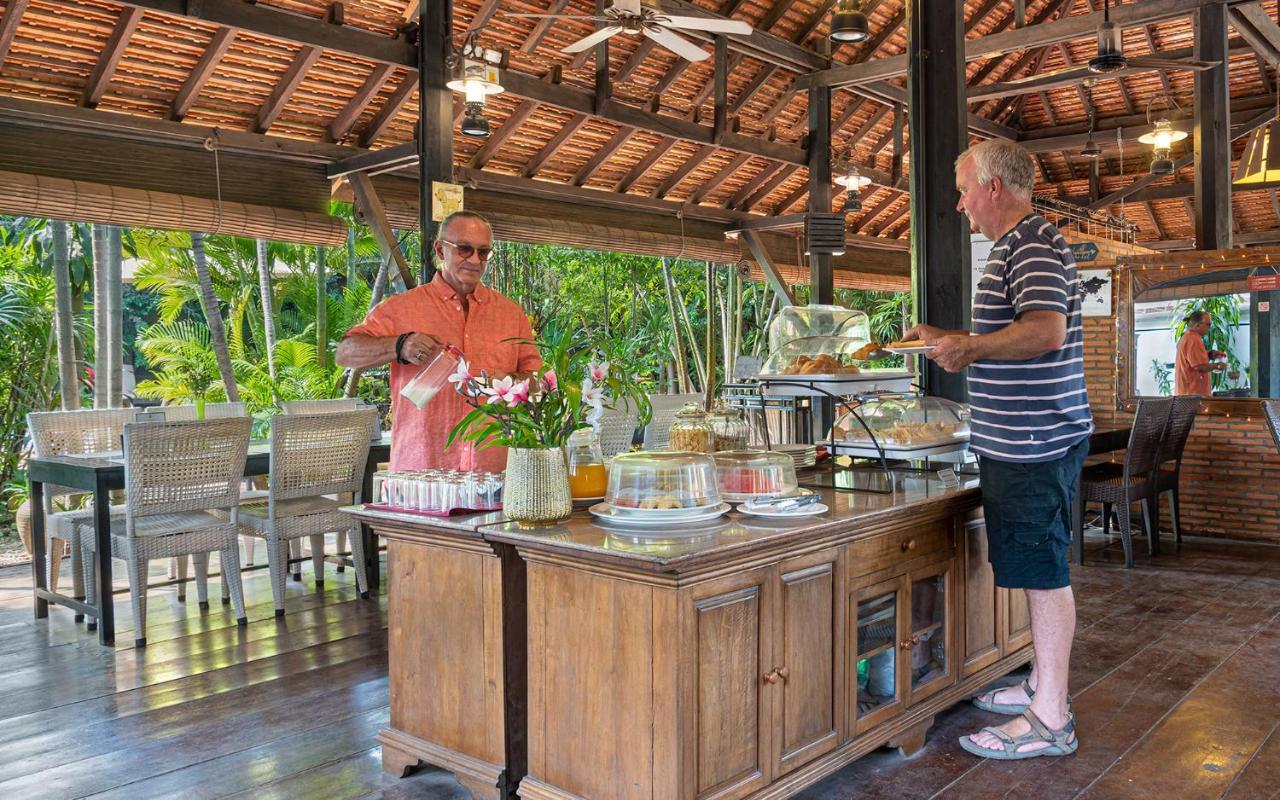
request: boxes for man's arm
[336,332,443,370]
[928,310,1066,373]
[901,323,971,343]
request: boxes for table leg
[93,475,115,646]
[30,479,47,619]
[362,460,379,594]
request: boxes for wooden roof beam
[615,137,676,193]
[736,163,799,211]
[1229,1,1280,67]
[773,181,809,215]
[730,64,779,116]
[327,62,394,142]
[253,46,321,133]
[523,113,590,178]
[573,124,635,186]
[82,7,144,109]
[796,0,1234,90]
[727,161,785,210]
[170,26,234,122]
[0,0,32,68]
[358,74,416,148]
[687,152,753,205]
[520,0,573,54]
[655,144,717,199]
[616,38,657,83]
[469,99,540,169]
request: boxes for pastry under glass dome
[605,451,722,511]
[829,395,970,448]
[760,335,878,376]
[712,449,799,502]
[767,304,871,353]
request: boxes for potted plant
[447,343,635,526]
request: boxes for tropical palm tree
[50,221,79,410]
[256,238,278,381]
[191,232,239,403]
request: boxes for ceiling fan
[1000,0,1218,89]
[513,0,753,63]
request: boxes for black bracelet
[395,332,413,365]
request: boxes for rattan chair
[642,393,701,450]
[1072,397,1172,569]
[25,408,134,612]
[281,398,358,415]
[159,402,248,420]
[1153,395,1201,551]
[238,409,378,616]
[79,417,252,646]
[596,408,640,457]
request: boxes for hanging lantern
[835,162,872,213]
[447,59,503,139]
[1080,136,1102,159]
[1137,118,1186,176]
[830,0,870,44]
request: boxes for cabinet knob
[901,539,917,552]
[762,669,780,684]
[899,639,914,650]
[775,666,790,682]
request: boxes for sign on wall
[1248,274,1280,292]
[1069,241,1100,262]
[431,182,464,222]
[1078,269,1112,317]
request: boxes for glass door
[849,576,906,736]
[906,560,955,705]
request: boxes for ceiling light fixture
[835,162,872,212]
[830,0,870,44]
[1138,118,1186,176]
[1081,105,1102,159]
[446,34,505,138]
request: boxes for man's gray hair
[439,210,492,239]
[955,139,1035,198]
[1186,310,1209,327]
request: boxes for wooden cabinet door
[773,547,845,777]
[1002,586,1034,654]
[905,557,957,707]
[682,567,775,800]
[961,511,1001,677]
[847,574,908,737]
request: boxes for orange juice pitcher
[565,428,608,499]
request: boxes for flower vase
[194,396,206,420]
[503,447,572,527]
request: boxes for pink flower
[588,361,609,382]
[484,376,514,405]
[448,359,473,387]
[581,378,604,408]
[541,369,558,393]
[505,379,530,408]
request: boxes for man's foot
[972,678,1034,715]
[961,707,1076,759]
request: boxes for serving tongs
[743,490,821,512]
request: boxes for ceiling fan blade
[656,15,754,35]
[511,13,607,20]
[561,26,624,54]
[642,26,710,62]
[997,64,1091,88]
[1126,56,1220,71]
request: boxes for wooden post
[594,0,610,117]
[907,0,970,403]
[713,35,728,142]
[418,0,452,284]
[807,85,833,305]
[1194,2,1231,249]
[1252,293,1279,396]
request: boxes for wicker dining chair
[1153,395,1201,552]
[25,408,134,613]
[596,408,640,458]
[160,402,248,420]
[1072,397,1172,569]
[79,417,252,646]
[281,398,359,415]
[237,409,378,616]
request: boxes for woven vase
[504,447,572,527]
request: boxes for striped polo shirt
[969,213,1093,462]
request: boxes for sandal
[959,708,1078,760]
[972,678,1035,715]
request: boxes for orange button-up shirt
[1175,330,1212,396]
[345,276,541,472]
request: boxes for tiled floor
[0,531,1275,800]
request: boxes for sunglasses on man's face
[440,240,492,261]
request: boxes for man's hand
[1211,361,1227,372]
[901,324,956,344]
[927,335,979,373]
[399,332,445,366]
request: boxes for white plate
[589,502,731,525]
[884,344,935,355]
[738,502,829,518]
[606,500,723,516]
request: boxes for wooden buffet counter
[349,472,1034,800]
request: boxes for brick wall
[1078,243,1280,544]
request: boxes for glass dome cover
[712,449,799,502]
[830,395,970,447]
[606,451,721,511]
[761,335,877,375]
[768,304,871,353]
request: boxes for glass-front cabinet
[907,560,954,704]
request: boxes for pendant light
[1080,106,1101,160]
[447,34,505,139]
[835,161,872,212]
[1136,93,1187,176]
[830,0,870,44]
[1236,91,1280,185]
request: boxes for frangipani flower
[541,369,558,393]
[581,378,603,407]
[448,358,473,387]
[505,379,531,408]
[484,375,515,405]
[588,361,609,382]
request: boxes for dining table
[27,434,391,645]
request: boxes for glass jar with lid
[708,403,750,451]
[669,402,713,452]
[564,427,608,499]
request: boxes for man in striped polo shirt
[904,139,1092,761]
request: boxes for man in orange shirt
[337,211,541,472]
[1174,311,1224,396]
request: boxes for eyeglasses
[440,240,492,261]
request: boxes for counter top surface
[344,504,506,535]
[483,469,980,572]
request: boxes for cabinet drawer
[847,520,952,576]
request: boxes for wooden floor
[0,531,1275,800]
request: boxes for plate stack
[771,443,817,470]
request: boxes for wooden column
[1252,293,1279,397]
[1194,1,1231,249]
[807,85,833,305]
[418,0,453,284]
[907,0,970,403]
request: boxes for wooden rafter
[793,0,838,46]
[774,180,809,214]
[737,163,800,211]
[171,26,234,122]
[523,113,589,178]
[327,63,394,142]
[254,45,320,133]
[82,7,144,108]
[616,39,657,83]
[727,161,785,209]
[573,125,635,186]
[521,0,573,54]
[730,64,779,115]
[0,0,32,68]
[465,0,502,35]
[359,74,416,148]
[687,152,753,205]
[469,99,540,169]
[616,137,676,193]
[655,144,717,199]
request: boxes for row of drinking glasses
[373,469,504,513]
